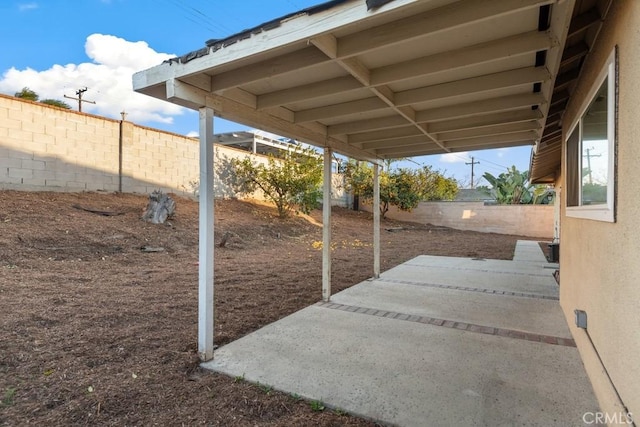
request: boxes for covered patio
[133,0,599,359]
[132,0,603,422]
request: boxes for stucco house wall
[559,0,639,418]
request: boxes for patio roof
[131,0,616,361]
[133,0,586,170]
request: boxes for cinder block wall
[0,94,350,206]
[0,95,122,191]
[362,201,554,239]
[0,94,220,196]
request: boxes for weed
[334,408,347,416]
[310,400,325,412]
[290,393,302,401]
[3,388,16,406]
[179,179,200,197]
[233,373,245,383]
[257,382,272,395]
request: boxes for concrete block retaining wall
[1,95,545,228]
[362,201,554,239]
[0,94,349,206]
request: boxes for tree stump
[141,191,176,224]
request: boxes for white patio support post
[198,107,215,361]
[373,163,381,279]
[322,147,332,302]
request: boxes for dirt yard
[0,191,536,426]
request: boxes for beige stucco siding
[560,0,639,418]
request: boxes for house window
[566,49,616,222]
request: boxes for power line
[447,153,514,175]
[472,156,510,170]
[478,163,508,173]
[170,0,219,28]
[189,0,250,30]
[159,0,233,36]
[441,150,511,171]
[452,153,508,170]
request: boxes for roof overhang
[133,0,577,166]
[529,0,612,183]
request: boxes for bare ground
[0,191,536,426]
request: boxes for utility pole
[465,156,480,188]
[584,147,602,184]
[64,87,95,112]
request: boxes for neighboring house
[213,130,301,156]
[213,130,350,206]
[133,0,637,418]
[454,188,494,203]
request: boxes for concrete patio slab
[513,240,550,263]
[385,257,559,297]
[331,279,569,338]
[203,241,598,426]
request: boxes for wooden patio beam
[434,120,541,141]
[426,109,543,134]
[338,0,554,58]
[371,30,555,86]
[416,93,546,123]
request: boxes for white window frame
[565,49,616,222]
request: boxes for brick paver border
[315,301,576,347]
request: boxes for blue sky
[0,0,532,186]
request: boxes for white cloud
[439,152,470,163]
[496,148,510,158]
[84,34,172,70]
[186,131,199,138]
[0,33,183,125]
[18,3,38,11]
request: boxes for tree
[342,160,374,201]
[232,147,323,218]
[15,87,38,101]
[344,160,458,218]
[40,99,71,109]
[14,87,71,109]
